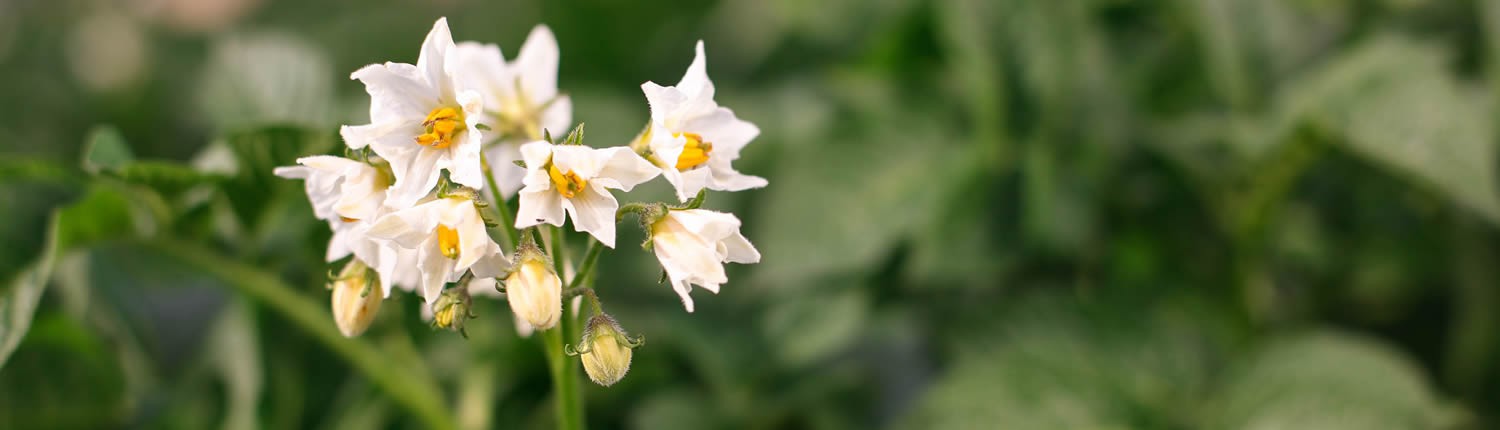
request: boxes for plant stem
[568,240,603,291]
[543,317,584,430]
[541,225,584,429]
[148,239,455,430]
[481,153,518,250]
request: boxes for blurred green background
[4,0,1500,428]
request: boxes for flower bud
[505,245,562,330]
[576,314,639,386]
[430,286,475,337]
[330,259,382,337]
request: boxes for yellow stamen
[416,107,465,149]
[436,225,460,259]
[674,132,712,170]
[548,163,588,198]
[340,216,359,223]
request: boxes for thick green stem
[540,225,585,429]
[543,317,584,430]
[148,239,455,430]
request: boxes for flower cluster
[276,18,764,386]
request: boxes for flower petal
[417,18,455,100]
[564,184,620,248]
[384,147,445,208]
[516,190,564,229]
[513,25,560,103]
[595,147,660,191]
[675,41,715,102]
[350,62,436,124]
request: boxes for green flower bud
[430,286,475,337]
[573,314,641,387]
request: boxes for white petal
[676,41,715,102]
[672,168,713,203]
[669,209,741,240]
[350,63,436,124]
[454,204,491,270]
[273,165,309,179]
[417,244,457,303]
[671,279,696,313]
[564,185,620,248]
[367,202,440,248]
[417,18,456,101]
[549,145,605,179]
[594,147,660,191]
[719,231,760,264]
[513,25,560,103]
[642,82,688,125]
[684,108,759,155]
[515,190,565,229]
[384,147,445,208]
[539,95,573,140]
[709,168,768,192]
[469,248,510,279]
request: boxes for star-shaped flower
[367,196,509,302]
[640,41,766,202]
[649,209,760,312]
[340,17,487,208]
[514,141,659,248]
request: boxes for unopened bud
[330,259,382,337]
[570,314,641,387]
[505,244,561,330]
[431,287,475,337]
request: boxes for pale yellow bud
[505,254,561,330]
[579,315,635,387]
[330,259,381,337]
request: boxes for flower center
[548,163,588,198]
[416,107,465,149]
[436,224,460,259]
[674,132,712,170]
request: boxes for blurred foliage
[4,0,1500,428]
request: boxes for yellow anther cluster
[674,132,712,170]
[548,163,588,198]
[437,224,460,259]
[416,107,465,149]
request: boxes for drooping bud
[571,314,641,386]
[504,243,562,330]
[430,286,475,337]
[330,259,382,337]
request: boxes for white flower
[453,25,572,201]
[503,247,562,330]
[340,17,487,209]
[275,155,419,296]
[367,196,509,302]
[650,209,760,312]
[514,141,659,248]
[640,41,766,202]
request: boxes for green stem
[568,240,603,291]
[543,321,584,430]
[541,225,584,429]
[481,153,519,250]
[148,239,455,430]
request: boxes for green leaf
[0,182,155,368]
[751,99,964,288]
[1274,35,1500,224]
[0,218,59,369]
[1205,332,1466,429]
[81,126,134,175]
